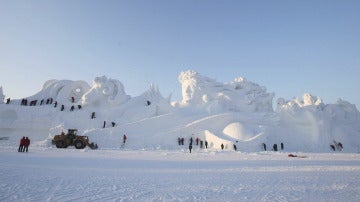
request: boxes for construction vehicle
[52,129,98,149]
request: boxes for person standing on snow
[273,144,278,151]
[23,137,30,152]
[18,136,25,152]
[189,143,193,153]
[221,143,224,150]
[262,143,267,151]
[123,134,127,144]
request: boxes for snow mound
[223,122,255,141]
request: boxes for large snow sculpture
[178,70,274,113]
[81,76,130,106]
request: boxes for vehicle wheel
[74,140,85,149]
[55,140,65,148]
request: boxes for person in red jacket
[23,137,30,152]
[18,136,25,152]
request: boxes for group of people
[262,142,284,151]
[330,141,343,151]
[102,121,117,128]
[18,136,30,152]
[178,137,210,153]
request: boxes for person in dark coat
[103,121,106,128]
[91,112,96,119]
[262,143,267,151]
[337,142,343,151]
[23,137,30,152]
[54,101,58,108]
[330,144,336,151]
[70,105,75,111]
[233,144,237,151]
[189,143,193,153]
[18,137,25,152]
[123,134,127,144]
[205,141,208,149]
[61,105,65,111]
[281,142,284,150]
[221,143,224,150]
[273,144,278,151]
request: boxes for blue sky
[1,0,359,109]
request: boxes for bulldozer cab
[67,129,77,139]
[68,129,78,135]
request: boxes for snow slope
[0,70,359,152]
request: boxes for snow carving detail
[178,70,274,113]
[81,76,130,106]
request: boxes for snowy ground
[1,143,360,201]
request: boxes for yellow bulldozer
[52,129,98,149]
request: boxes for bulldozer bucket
[89,142,98,149]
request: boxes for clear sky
[1,0,359,109]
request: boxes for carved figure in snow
[81,76,130,106]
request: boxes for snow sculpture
[324,99,359,123]
[132,84,172,117]
[27,79,91,105]
[276,94,360,151]
[0,87,4,104]
[178,70,274,113]
[81,76,130,106]
[277,93,324,112]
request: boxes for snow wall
[0,71,359,152]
